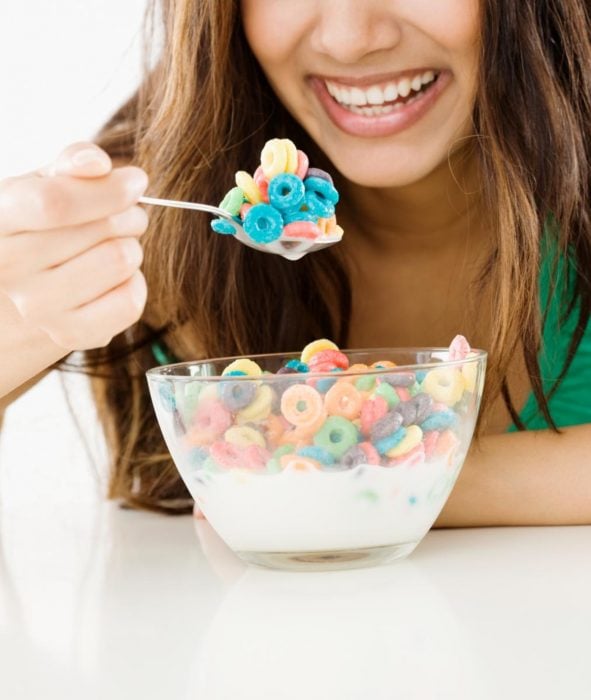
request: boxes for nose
[309,0,403,65]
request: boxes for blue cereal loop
[282,207,317,225]
[303,176,339,218]
[303,191,335,219]
[420,409,457,431]
[158,382,176,412]
[211,218,237,235]
[297,445,335,466]
[374,426,407,455]
[243,203,284,243]
[268,173,305,211]
[285,359,309,373]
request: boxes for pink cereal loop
[239,203,253,218]
[295,150,309,179]
[282,222,321,240]
[253,166,270,202]
[448,334,471,361]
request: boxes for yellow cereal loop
[281,138,298,173]
[261,138,288,178]
[386,425,423,458]
[224,425,266,448]
[237,385,273,424]
[461,352,479,393]
[422,367,465,406]
[222,358,263,377]
[235,171,263,204]
[300,338,339,364]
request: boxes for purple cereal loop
[305,167,334,185]
[370,410,403,442]
[395,393,433,427]
[381,372,416,388]
[341,445,368,470]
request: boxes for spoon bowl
[139,196,342,261]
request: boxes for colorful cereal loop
[386,425,423,458]
[219,187,245,216]
[268,173,306,211]
[295,150,309,179]
[313,416,359,459]
[281,138,299,173]
[253,166,270,202]
[301,339,339,364]
[280,384,324,426]
[224,425,266,448]
[422,367,465,406]
[261,138,289,178]
[222,358,263,377]
[282,221,321,240]
[243,203,284,243]
[186,399,232,445]
[235,170,263,204]
[324,382,363,420]
[236,384,273,424]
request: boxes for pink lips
[310,71,451,138]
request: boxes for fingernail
[70,148,111,168]
[124,168,149,198]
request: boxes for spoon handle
[138,196,233,220]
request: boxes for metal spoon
[139,195,342,262]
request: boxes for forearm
[0,291,67,402]
[433,424,591,528]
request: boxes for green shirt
[510,236,591,431]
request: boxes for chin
[332,156,443,189]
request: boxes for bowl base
[235,541,418,572]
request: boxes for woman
[0,0,590,523]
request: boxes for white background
[0,1,148,509]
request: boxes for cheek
[240,0,309,68]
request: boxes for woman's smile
[309,68,451,138]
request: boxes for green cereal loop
[356,489,379,504]
[220,187,245,216]
[273,444,295,458]
[375,382,400,408]
[313,416,359,459]
[409,381,422,397]
[266,458,282,474]
[355,375,375,392]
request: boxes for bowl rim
[146,347,488,382]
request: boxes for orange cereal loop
[265,413,289,447]
[371,360,397,369]
[280,455,320,472]
[280,384,324,426]
[324,382,363,420]
[339,363,370,384]
[293,411,326,439]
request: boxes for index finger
[0,167,149,236]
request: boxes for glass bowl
[147,348,487,571]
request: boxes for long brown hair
[70,0,591,513]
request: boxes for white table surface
[1,501,590,700]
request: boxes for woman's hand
[0,142,149,351]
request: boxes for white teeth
[383,83,398,102]
[324,71,438,112]
[349,87,367,106]
[397,78,411,98]
[366,86,384,105]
